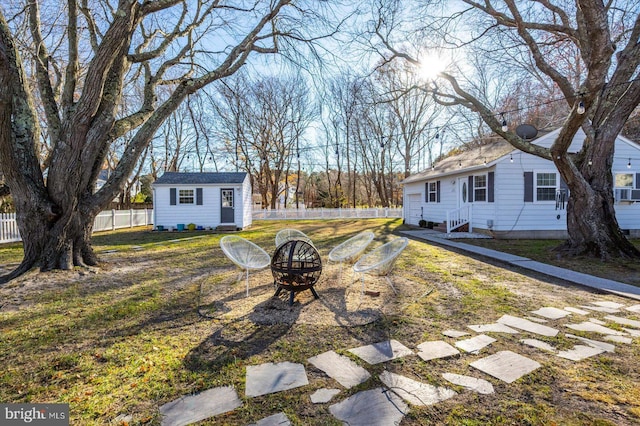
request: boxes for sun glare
[419,55,448,80]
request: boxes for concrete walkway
[400,229,640,301]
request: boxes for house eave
[402,164,494,184]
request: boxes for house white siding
[491,154,568,233]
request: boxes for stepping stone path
[497,314,559,337]
[565,321,627,336]
[470,351,541,384]
[245,362,308,397]
[520,338,556,353]
[580,305,620,313]
[329,388,408,426]
[379,371,457,406]
[249,412,291,426]
[604,315,640,328]
[442,329,469,338]
[455,334,496,353]
[442,372,495,395]
[531,307,572,320]
[348,339,414,364]
[307,350,370,388]
[564,307,590,315]
[557,345,604,361]
[416,340,460,361]
[157,299,639,425]
[310,388,341,403]
[159,386,242,426]
[566,334,616,353]
[468,323,519,333]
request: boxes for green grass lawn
[456,237,640,287]
[0,220,639,425]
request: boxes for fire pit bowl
[271,239,322,305]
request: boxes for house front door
[458,177,469,209]
[220,189,235,223]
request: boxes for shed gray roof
[153,172,247,185]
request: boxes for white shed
[402,128,640,238]
[152,172,252,230]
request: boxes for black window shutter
[488,171,495,203]
[636,173,640,189]
[170,188,176,205]
[524,172,534,202]
[425,182,429,203]
[196,188,203,205]
[468,176,474,202]
[436,180,441,203]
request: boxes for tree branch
[28,0,62,143]
[62,0,79,116]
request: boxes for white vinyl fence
[0,209,153,244]
[253,207,403,220]
[1,207,401,244]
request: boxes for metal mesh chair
[352,237,409,294]
[220,235,271,297]
[329,231,375,263]
[328,231,375,282]
[275,228,314,248]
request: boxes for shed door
[407,193,422,225]
[220,189,235,223]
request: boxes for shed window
[536,173,557,201]
[179,189,195,204]
[474,175,487,202]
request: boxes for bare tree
[214,73,315,209]
[373,59,443,177]
[373,0,640,259]
[0,0,337,281]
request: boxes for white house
[402,128,640,238]
[152,172,252,230]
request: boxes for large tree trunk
[553,129,640,259]
[2,195,99,283]
[559,185,639,259]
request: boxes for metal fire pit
[271,240,322,305]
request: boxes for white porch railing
[446,205,472,233]
[0,209,153,244]
[253,207,402,220]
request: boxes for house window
[536,172,557,201]
[615,173,633,188]
[474,175,487,202]
[179,189,195,204]
[428,182,438,202]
